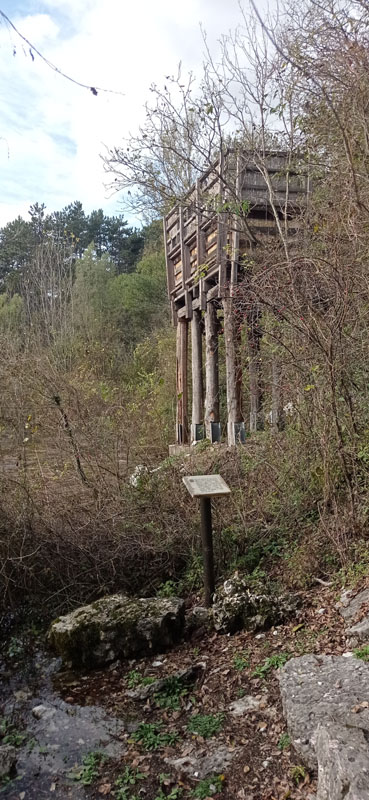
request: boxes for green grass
[154,675,190,710]
[0,718,27,748]
[70,751,107,785]
[354,644,369,662]
[278,733,291,751]
[252,653,290,679]
[232,651,250,671]
[291,765,307,785]
[192,775,224,798]
[187,713,224,739]
[127,670,156,689]
[114,766,146,800]
[131,723,180,751]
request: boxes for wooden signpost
[182,475,231,606]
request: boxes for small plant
[114,766,145,800]
[71,751,107,785]
[291,764,307,785]
[131,723,180,751]
[155,788,183,800]
[252,653,290,679]
[233,651,250,671]
[157,580,178,598]
[154,676,189,711]
[187,713,224,739]
[354,644,369,662]
[127,670,155,689]
[278,733,291,751]
[0,718,27,748]
[192,774,224,798]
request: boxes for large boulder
[212,572,298,634]
[278,654,369,800]
[48,594,185,668]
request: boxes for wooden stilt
[204,301,220,441]
[191,309,204,442]
[247,304,264,432]
[176,318,189,444]
[223,296,244,445]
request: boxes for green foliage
[354,645,369,662]
[252,653,290,679]
[154,676,190,710]
[114,766,145,800]
[69,751,107,785]
[187,713,224,739]
[127,670,155,689]
[131,723,180,751]
[291,765,307,785]
[0,718,27,748]
[192,775,224,798]
[278,733,291,751]
[157,580,178,598]
[232,651,250,671]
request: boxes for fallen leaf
[98,783,112,795]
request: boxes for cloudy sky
[0,0,258,228]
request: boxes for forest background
[1,0,369,616]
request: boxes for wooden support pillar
[176,318,189,444]
[247,304,264,432]
[204,301,220,442]
[223,296,244,445]
[191,309,204,443]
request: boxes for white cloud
[0,0,270,227]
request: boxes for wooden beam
[223,296,243,445]
[176,319,189,444]
[191,309,204,442]
[204,301,220,440]
[180,206,191,290]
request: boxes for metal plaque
[182,474,231,498]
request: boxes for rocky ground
[1,580,357,800]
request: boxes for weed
[278,733,291,751]
[232,651,250,671]
[157,580,178,598]
[127,670,155,689]
[252,653,290,679]
[291,765,307,784]
[354,644,369,662]
[154,788,183,800]
[114,766,145,800]
[154,676,189,711]
[70,751,107,785]
[131,723,180,751]
[192,774,224,798]
[0,718,27,748]
[187,713,224,739]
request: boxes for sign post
[182,475,231,607]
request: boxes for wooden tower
[163,149,308,448]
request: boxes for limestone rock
[48,594,185,668]
[316,721,369,800]
[185,606,213,636]
[278,654,369,769]
[212,573,298,634]
[166,743,239,778]
[279,654,369,799]
[339,587,369,646]
[0,745,16,779]
[228,696,261,716]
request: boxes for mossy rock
[212,573,298,634]
[47,594,185,668]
